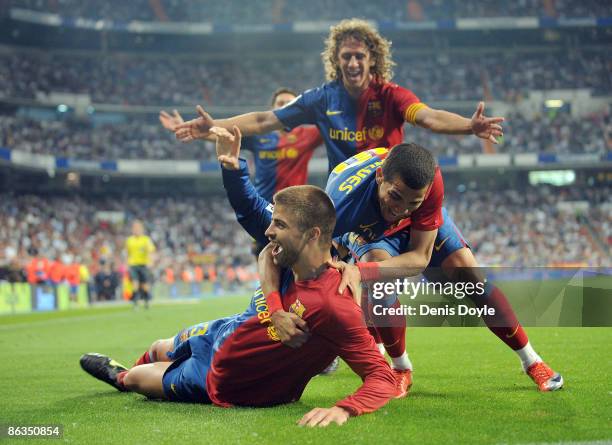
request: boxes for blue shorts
[162,314,246,403]
[338,207,469,269]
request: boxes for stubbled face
[272,92,296,110]
[264,205,308,267]
[337,37,374,94]
[376,169,429,224]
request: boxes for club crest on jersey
[367,125,384,141]
[287,134,298,143]
[289,299,306,318]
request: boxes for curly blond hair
[322,18,395,83]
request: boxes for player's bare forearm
[372,250,430,279]
[214,111,283,136]
[415,108,472,135]
[415,102,504,143]
[359,228,436,281]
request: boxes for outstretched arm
[175,105,284,142]
[415,101,504,144]
[213,126,273,245]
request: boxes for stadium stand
[7,0,611,23]
[0,49,609,106]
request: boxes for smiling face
[375,168,429,224]
[264,204,309,268]
[337,37,374,95]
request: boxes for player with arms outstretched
[174,19,503,173]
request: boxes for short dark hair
[273,185,336,246]
[381,143,436,189]
[270,87,297,106]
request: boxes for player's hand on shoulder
[297,406,350,427]
[211,125,242,170]
[174,105,215,142]
[271,310,310,348]
[159,109,184,131]
[326,259,362,305]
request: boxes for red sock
[116,370,128,389]
[473,285,529,350]
[371,300,406,358]
[133,350,152,367]
[377,325,406,358]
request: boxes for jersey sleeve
[221,159,272,246]
[408,166,444,231]
[273,87,320,129]
[305,280,396,416]
[390,84,427,125]
[147,237,156,253]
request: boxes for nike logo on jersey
[434,236,450,252]
[326,110,343,116]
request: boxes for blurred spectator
[94,259,119,301]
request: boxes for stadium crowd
[0,193,256,297]
[0,51,612,107]
[1,49,609,107]
[445,185,611,267]
[6,0,610,23]
[0,185,609,297]
[0,115,216,161]
[1,110,609,160]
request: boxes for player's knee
[150,338,174,361]
[442,248,485,284]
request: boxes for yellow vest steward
[125,235,155,266]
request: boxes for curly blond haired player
[175,18,503,173]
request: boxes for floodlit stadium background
[0,1,610,310]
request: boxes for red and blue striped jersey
[274,79,426,172]
[242,126,322,201]
[326,148,444,242]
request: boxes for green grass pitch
[1,295,610,445]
